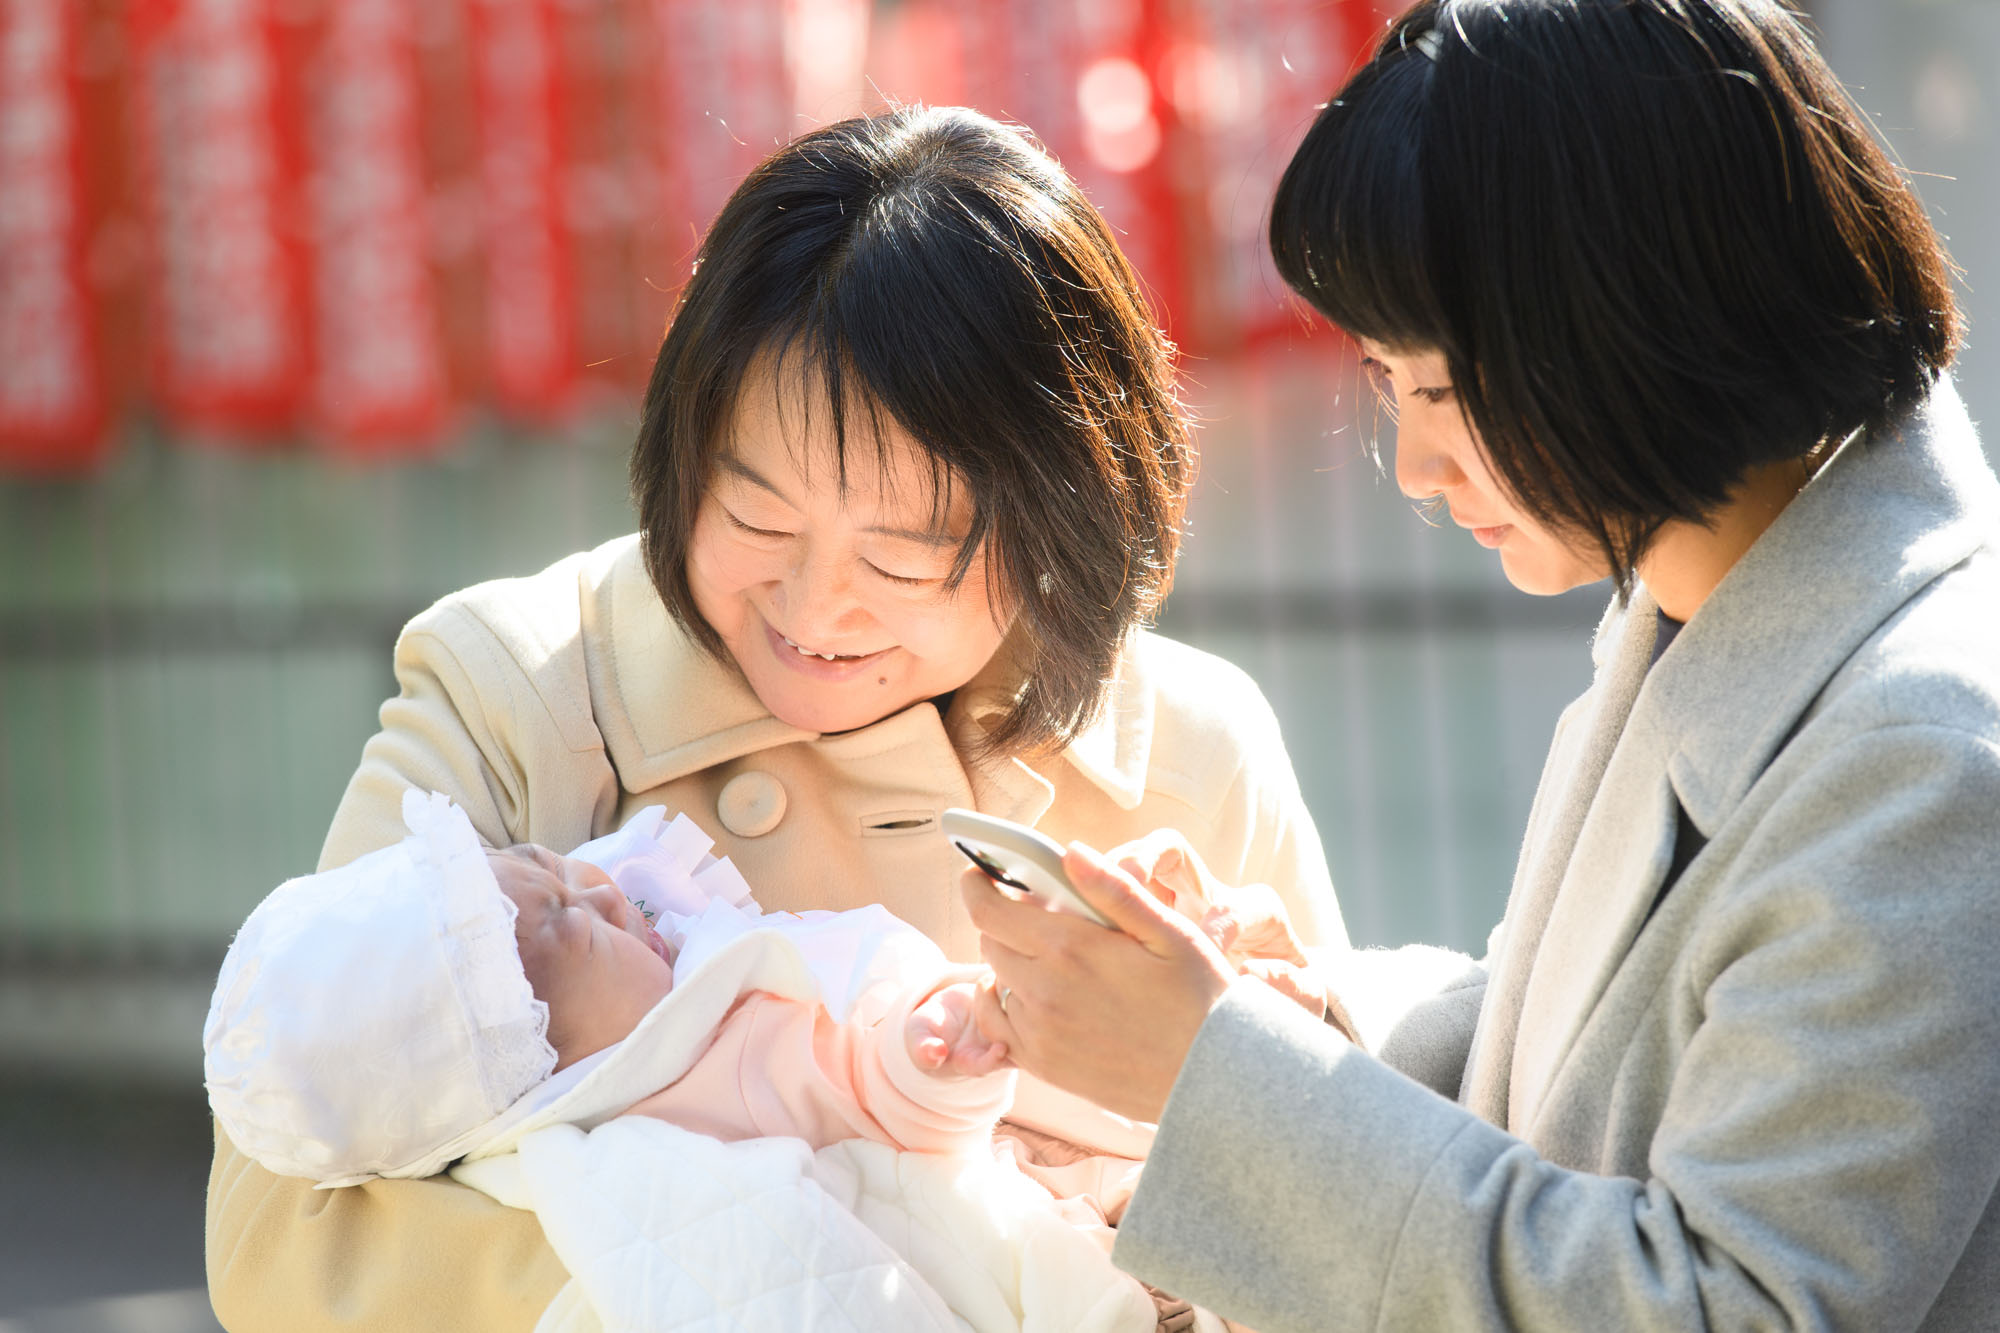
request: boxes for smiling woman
[205,105,1346,1333]
[632,105,1196,760]
[681,353,1012,736]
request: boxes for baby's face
[488,846,676,1071]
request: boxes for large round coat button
[717,771,787,838]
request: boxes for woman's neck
[1638,456,1817,623]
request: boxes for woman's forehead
[1358,335,1445,363]
[722,381,969,535]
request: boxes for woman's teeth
[783,635,858,661]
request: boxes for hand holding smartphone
[941,808,1112,927]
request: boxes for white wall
[1817,0,2000,455]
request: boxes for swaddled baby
[203,791,1014,1188]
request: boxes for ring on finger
[998,985,1013,1015]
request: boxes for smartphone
[941,807,1112,927]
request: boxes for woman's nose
[775,551,862,635]
[1392,417,1464,500]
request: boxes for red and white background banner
[0,0,1379,472]
[306,0,452,451]
[0,0,106,470]
[1167,0,1378,350]
[647,0,794,272]
[129,0,309,439]
[468,0,574,421]
[940,0,1185,330]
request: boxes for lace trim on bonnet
[401,789,558,1114]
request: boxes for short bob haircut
[631,106,1191,757]
[1271,0,1962,591]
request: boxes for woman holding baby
[205,104,1343,1331]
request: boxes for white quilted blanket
[446,921,1158,1333]
[456,1116,1157,1333]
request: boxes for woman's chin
[1497,550,1607,598]
[748,670,912,735]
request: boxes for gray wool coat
[1115,380,2000,1332]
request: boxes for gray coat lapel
[1663,383,1997,834]
[1507,607,1679,1132]
[1491,378,1999,1132]
[1460,597,1655,1126]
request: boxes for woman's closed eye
[1359,354,1454,406]
[866,561,941,589]
[723,509,792,540]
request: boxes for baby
[203,791,1013,1187]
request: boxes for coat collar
[588,543,1155,811]
[1648,377,1998,834]
[1493,378,1998,1131]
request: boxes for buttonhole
[861,810,938,837]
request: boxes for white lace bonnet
[202,791,557,1187]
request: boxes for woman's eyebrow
[866,521,960,548]
[713,454,794,505]
[719,451,961,547]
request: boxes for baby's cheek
[511,934,561,1007]
[626,953,676,1017]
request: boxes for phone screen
[954,840,1027,891]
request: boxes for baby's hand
[1107,830,1346,1031]
[906,980,1010,1078]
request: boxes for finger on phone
[960,865,1053,951]
[960,861,1110,953]
[1058,842,1196,952]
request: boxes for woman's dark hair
[1271,0,1962,590]
[631,106,1191,756]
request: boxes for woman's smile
[762,619,892,679]
[775,628,878,662]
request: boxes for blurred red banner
[1168,0,1379,351]
[0,0,1374,472]
[305,0,452,453]
[642,0,794,289]
[128,0,310,440]
[0,0,108,470]
[469,0,576,421]
[944,0,1186,338]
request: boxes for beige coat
[206,533,1341,1333]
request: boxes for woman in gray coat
[964,1,2000,1328]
